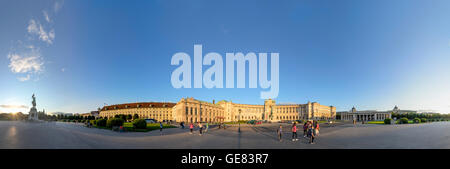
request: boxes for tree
[399,117,409,124]
[133,119,147,129]
[106,118,124,128]
[384,118,392,124]
[127,114,132,121]
[96,119,107,127]
[133,114,139,120]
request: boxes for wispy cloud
[0,105,29,109]
[7,45,44,81]
[43,10,51,23]
[27,19,55,45]
[18,75,31,82]
[54,0,64,13]
[7,1,64,81]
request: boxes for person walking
[189,123,194,134]
[205,122,209,133]
[314,121,320,137]
[198,122,203,136]
[291,123,298,141]
[159,122,163,135]
[303,121,308,137]
[308,124,316,144]
[277,125,283,142]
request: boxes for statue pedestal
[28,107,39,121]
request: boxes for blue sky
[1,0,450,114]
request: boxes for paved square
[1,121,450,149]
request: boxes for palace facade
[99,97,336,123]
[99,102,176,122]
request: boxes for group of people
[183,122,209,136]
[277,120,320,144]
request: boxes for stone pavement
[1,121,450,149]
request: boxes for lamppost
[238,109,241,133]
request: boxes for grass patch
[367,121,385,124]
[224,121,248,124]
[93,122,176,132]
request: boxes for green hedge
[133,119,147,129]
[89,120,96,125]
[413,118,421,123]
[106,118,124,128]
[421,118,427,123]
[384,118,392,124]
[96,119,107,127]
[399,117,409,124]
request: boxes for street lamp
[238,109,241,133]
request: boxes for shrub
[133,119,147,129]
[384,118,392,124]
[106,118,124,128]
[399,117,409,124]
[89,120,96,125]
[413,118,421,123]
[96,119,107,127]
[421,118,427,123]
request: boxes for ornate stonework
[99,97,336,123]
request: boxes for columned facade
[339,107,392,122]
[100,98,337,123]
[172,98,225,123]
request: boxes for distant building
[99,102,176,122]
[392,105,417,114]
[99,97,336,123]
[90,111,99,117]
[340,107,391,122]
[80,111,99,118]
